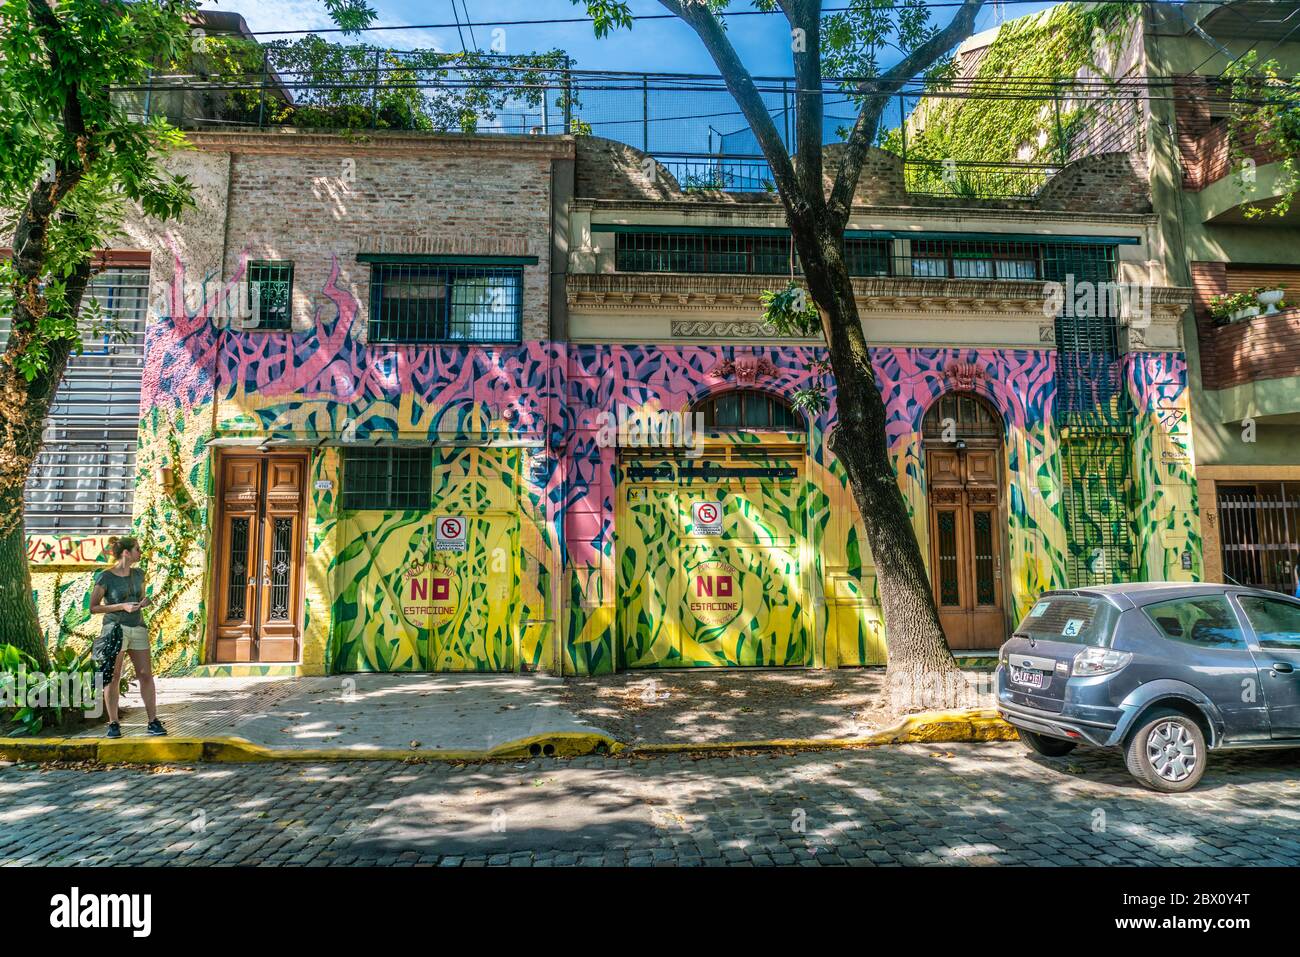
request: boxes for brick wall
[1174,75,1276,192]
[210,133,568,341]
[1192,260,1300,390]
[1033,151,1151,213]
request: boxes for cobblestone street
[5,742,1300,866]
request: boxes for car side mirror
[1156,615,1183,637]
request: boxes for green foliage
[0,641,101,736]
[761,282,821,337]
[0,0,199,380]
[1224,52,1300,219]
[198,35,576,135]
[1208,287,1289,323]
[877,2,1140,182]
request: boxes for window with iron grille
[1045,243,1128,429]
[341,446,432,510]
[367,263,522,344]
[613,231,890,277]
[1061,435,1135,587]
[694,390,803,430]
[0,266,148,534]
[246,260,293,330]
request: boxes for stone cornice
[571,197,1161,228]
[567,272,1191,322]
[185,129,576,159]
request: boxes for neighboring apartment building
[22,121,1196,675]
[912,0,1300,594]
[1144,2,1300,593]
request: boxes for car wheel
[1124,709,1207,793]
[1018,728,1077,757]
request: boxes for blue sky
[201,0,1061,73]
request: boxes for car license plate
[1011,667,1045,689]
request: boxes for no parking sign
[435,516,467,552]
[692,500,723,536]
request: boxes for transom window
[922,392,1002,441]
[367,262,522,344]
[341,446,432,510]
[694,390,803,430]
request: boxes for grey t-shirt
[97,568,145,628]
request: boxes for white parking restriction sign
[435,516,467,552]
[692,501,723,535]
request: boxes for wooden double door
[211,454,306,663]
[926,445,1007,651]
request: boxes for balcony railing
[118,41,1145,202]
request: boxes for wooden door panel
[212,454,305,664]
[926,447,1008,652]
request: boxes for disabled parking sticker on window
[1062,618,1084,638]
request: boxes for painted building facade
[25,128,1199,676]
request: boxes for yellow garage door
[616,447,812,668]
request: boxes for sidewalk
[0,668,1011,764]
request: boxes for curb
[626,709,1018,754]
[0,710,1015,765]
[0,730,620,766]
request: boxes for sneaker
[146,719,168,737]
[105,722,121,739]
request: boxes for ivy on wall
[880,1,1140,189]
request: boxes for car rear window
[1015,595,1117,647]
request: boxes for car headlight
[1072,647,1132,677]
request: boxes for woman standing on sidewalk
[88,536,167,739]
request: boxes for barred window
[341,446,432,510]
[246,260,294,330]
[694,390,803,430]
[367,263,522,344]
[0,266,148,534]
[613,231,891,278]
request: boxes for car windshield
[1014,594,1117,648]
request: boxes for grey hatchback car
[997,583,1300,792]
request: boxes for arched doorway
[922,392,1007,651]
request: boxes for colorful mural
[28,252,1200,676]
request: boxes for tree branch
[789,0,826,209]
[826,0,986,229]
[657,0,800,202]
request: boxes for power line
[245,0,1253,38]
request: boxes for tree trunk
[0,483,45,665]
[795,222,969,713]
[0,295,83,669]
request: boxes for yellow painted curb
[0,730,621,765]
[0,713,1011,765]
[627,709,1018,754]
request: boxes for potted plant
[1209,290,1262,324]
[1257,285,1288,314]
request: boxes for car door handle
[1271,662,1295,674]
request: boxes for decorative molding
[712,352,780,383]
[943,361,988,391]
[567,272,1194,322]
[671,319,809,340]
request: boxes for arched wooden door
[923,393,1008,651]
